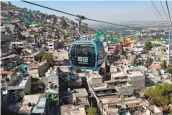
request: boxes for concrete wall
[128,76,145,90]
[24,76,31,94]
[29,69,39,78]
[145,109,163,115]
[117,86,133,96]
[91,77,103,85]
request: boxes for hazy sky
[8,1,172,23]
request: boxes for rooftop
[1,33,16,42]
[100,97,142,105]
[127,70,144,78]
[23,51,44,57]
[147,105,162,113]
[111,72,127,78]
[19,94,40,114]
[92,83,108,91]
[30,62,47,69]
[90,73,102,79]
[151,63,161,69]
[0,71,14,75]
[59,66,70,72]
[46,68,59,93]
[32,98,47,114]
[60,104,86,115]
[7,75,30,90]
[18,76,29,87]
[72,88,88,98]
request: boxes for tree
[144,41,152,50]
[41,52,55,67]
[87,107,97,115]
[160,60,167,70]
[132,54,144,66]
[19,91,25,98]
[145,83,172,111]
[166,63,172,77]
[47,55,55,67]
[145,57,153,68]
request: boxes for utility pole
[76,18,82,39]
[75,15,86,40]
[168,25,171,65]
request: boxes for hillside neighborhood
[1,1,172,115]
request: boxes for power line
[165,0,172,24]
[151,1,164,21]
[160,0,168,21]
[85,18,133,29]
[165,0,172,65]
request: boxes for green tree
[166,63,172,77]
[145,57,153,68]
[144,41,152,50]
[41,52,55,67]
[145,83,172,111]
[87,107,97,115]
[47,55,55,67]
[42,52,52,62]
[19,91,25,98]
[132,54,144,66]
[160,60,167,70]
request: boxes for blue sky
[6,1,172,23]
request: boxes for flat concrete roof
[147,105,162,113]
[73,88,88,97]
[111,72,127,78]
[100,97,142,105]
[59,66,70,72]
[127,70,144,78]
[93,83,107,90]
[90,73,102,79]
[60,104,86,115]
[19,94,40,114]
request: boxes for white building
[89,72,103,85]
[72,88,89,106]
[125,69,145,90]
[7,74,31,94]
[10,41,28,49]
[46,40,58,50]
[144,105,163,115]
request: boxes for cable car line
[22,0,136,29]
[21,0,152,71]
[151,1,164,21]
[160,0,168,21]
[22,0,78,17]
[22,0,148,44]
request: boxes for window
[71,44,95,68]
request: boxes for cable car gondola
[69,39,106,71]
